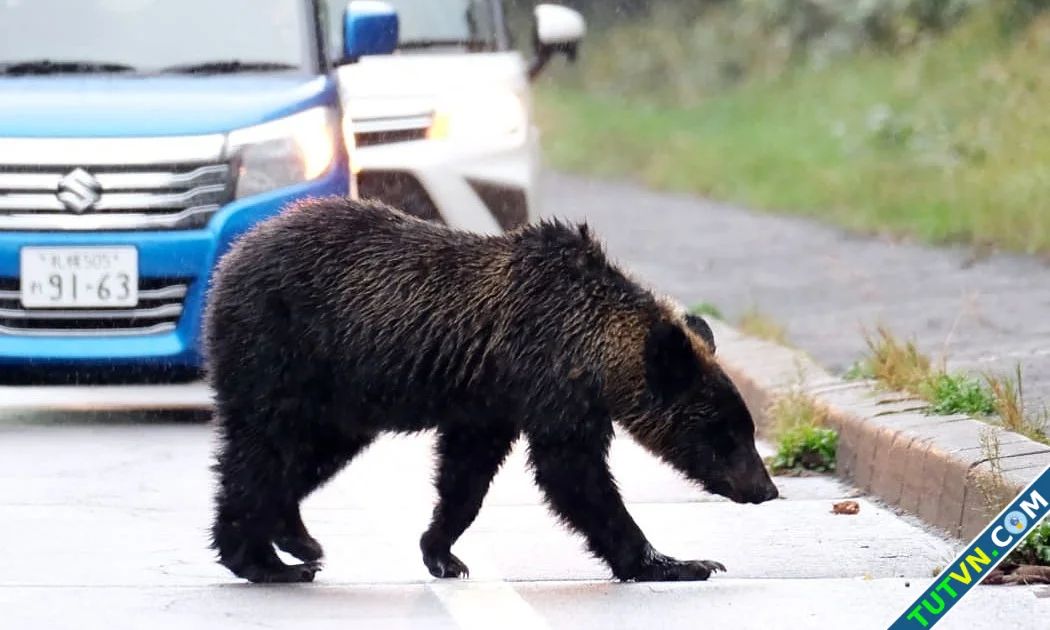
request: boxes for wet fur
[204,197,777,584]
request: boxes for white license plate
[20,246,139,308]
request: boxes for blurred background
[511,0,1050,257]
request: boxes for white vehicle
[325,0,586,234]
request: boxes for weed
[853,326,1048,445]
[765,388,837,475]
[1011,521,1050,565]
[689,301,724,320]
[843,360,875,381]
[926,372,997,415]
[856,325,936,396]
[984,364,1050,443]
[737,307,789,345]
[974,425,1050,567]
[771,425,839,474]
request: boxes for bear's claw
[627,554,727,582]
[423,550,470,579]
[241,560,322,584]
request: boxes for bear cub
[203,196,779,584]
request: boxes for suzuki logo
[56,168,103,214]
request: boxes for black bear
[203,197,779,584]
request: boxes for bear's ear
[644,318,701,403]
[684,312,716,354]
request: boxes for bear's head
[636,313,779,505]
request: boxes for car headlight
[225,106,338,199]
[426,90,527,142]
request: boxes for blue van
[0,0,398,383]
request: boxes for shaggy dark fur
[204,196,779,584]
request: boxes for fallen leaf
[832,500,860,515]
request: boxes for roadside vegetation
[974,429,1050,577]
[531,0,1050,254]
[849,324,1049,574]
[687,301,789,346]
[688,301,724,321]
[736,307,790,346]
[844,325,1049,443]
[765,387,838,475]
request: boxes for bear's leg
[525,423,727,582]
[420,425,519,579]
[273,435,376,563]
[210,459,321,585]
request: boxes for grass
[736,307,790,346]
[850,325,1049,443]
[765,387,838,475]
[688,301,788,345]
[688,301,724,321]
[534,8,1050,255]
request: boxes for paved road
[2,172,1049,629]
[539,172,1050,413]
[4,408,1047,630]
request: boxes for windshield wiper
[157,60,300,75]
[0,59,138,76]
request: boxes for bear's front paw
[627,553,726,582]
[422,549,470,579]
[241,560,323,584]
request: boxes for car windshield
[0,0,316,74]
[323,0,500,55]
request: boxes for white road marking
[429,579,551,630]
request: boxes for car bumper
[0,168,350,370]
[353,124,541,235]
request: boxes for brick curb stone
[698,314,1050,542]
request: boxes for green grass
[534,10,1050,254]
[852,325,1049,443]
[764,388,838,475]
[688,301,724,320]
[1012,521,1050,565]
[926,373,998,416]
[771,424,839,474]
[736,307,790,345]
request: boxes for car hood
[336,52,529,121]
[0,74,335,138]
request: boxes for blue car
[0,0,399,384]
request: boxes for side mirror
[340,0,399,65]
[527,4,586,81]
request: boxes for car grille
[0,162,234,232]
[467,179,529,231]
[352,114,432,148]
[358,171,444,224]
[0,277,190,337]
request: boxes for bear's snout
[744,479,780,504]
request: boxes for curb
[695,313,1050,542]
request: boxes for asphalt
[538,171,1050,412]
[5,411,1045,630]
[2,172,1049,628]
